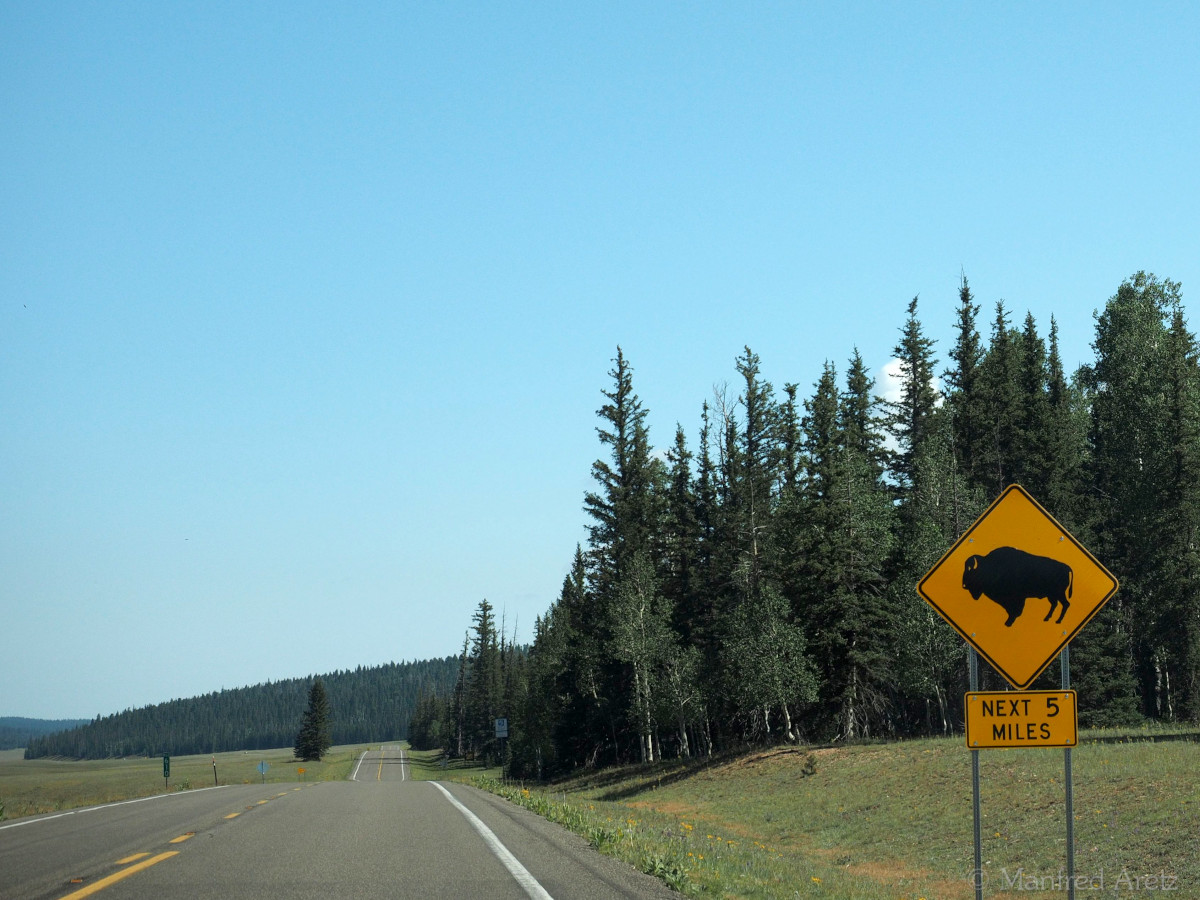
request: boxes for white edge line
[430,781,554,900]
[0,785,227,831]
[350,750,369,782]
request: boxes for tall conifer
[802,356,896,739]
[294,679,332,762]
[945,275,987,490]
[977,302,1022,497]
[886,297,939,494]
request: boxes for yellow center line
[169,833,194,844]
[56,851,178,900]
[377,751,384,781]
[115,853,149,865]
[256,800,269,805]
[224,812,240,819]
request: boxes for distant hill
[23,658,458,760]
[0,717,89,751]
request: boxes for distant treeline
[23,658,458,760]
[0,717,88,751]
[414,272,1200,778]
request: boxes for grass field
[444,729,1198,900]
[0,744,371,821]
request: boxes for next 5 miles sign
[965,690,1078,749]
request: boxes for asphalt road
[0,747,678,900]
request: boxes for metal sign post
[969,649,983,900]
[1063,646,1076,900]
[495,717,509,772]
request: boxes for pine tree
[294,679,332,762]
[1040,317,1089,525]
[662,424,699,641]
[687,401,725,753]
[803,363,841,500]
[945,275,988,490]
[842,350,889,477]
[466,599,502,759]
[1014,312,1050,494]
[799,356,896,739]
[552,545,608,766]
[779,383,803,496]
[581,348,666,763]
[886,297,940,494]
[976,302,1022,498]
[510,609,564,778]
[584,347,661,596]
[792,361,841,624]
[717,349,812,741]
[1083,278,1200,721]
[1160,305,1200,720]
[1077,272,1181,722]
[734,347,779,578]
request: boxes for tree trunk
[845,660,859,741]
[781,702,796,743]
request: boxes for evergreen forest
[24,658,457,759]
[411,273,1200,778]
[0,718,88,751]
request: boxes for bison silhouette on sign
[962,547,1073,627]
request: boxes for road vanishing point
[0,747,677,899]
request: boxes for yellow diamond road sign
[917,484,1119,690]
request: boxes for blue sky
[3,3,1197,719]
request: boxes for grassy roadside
[405,747,501,782]
[449,731,1198,900]
[0,744,373,820]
